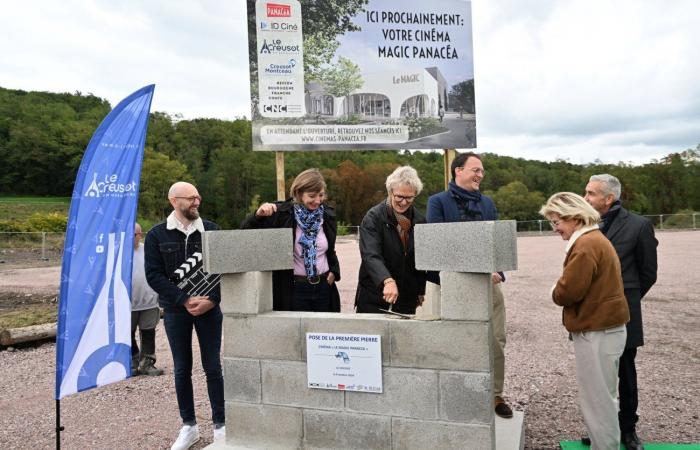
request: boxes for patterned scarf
[294,203,325,278]
[387,199,412,250]
[448,180,483,221]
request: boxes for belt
[293,272,328,285]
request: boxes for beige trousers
[424,280,506,397]
[572,325,626,450]
[491,283,506,397]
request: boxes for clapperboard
[173,252,221,297]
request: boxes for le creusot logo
[85,173,137,198]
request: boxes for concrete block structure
[205,221,519,450]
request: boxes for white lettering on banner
[84,173,137,198]
[260,125,409,145]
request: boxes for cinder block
[300,314,391,363]
[261,360,343,409]
[226,401,302,449]
[223,357,261,403]
[203,229,293,274]
[346,367,438,419]
[414,221,517,273]
[220,272,273,315]
[440,272,491,321]
[390,320,490,371]
[392,417,493,450]
[439,371,492,423]
[303,410,391,450]
[224,313,302,360]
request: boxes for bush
[662,210,699,229]
[25,212,68,232]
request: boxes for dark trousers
[163,306,225,426]
[618,347,639,433]
[292,278,332,312]
[131,328,156,361]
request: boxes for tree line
[1,87,698,229]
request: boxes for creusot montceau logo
[84,173,137,198]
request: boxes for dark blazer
[425,189,503,283]
[145,219,221,311]
[426,189,498,223]
[604,207,658,347]
[240,200,341,312]
[355,202,427,315]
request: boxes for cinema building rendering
[306,66,448,120]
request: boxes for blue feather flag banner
[55,85,155,399]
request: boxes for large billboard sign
[247,0,476,151]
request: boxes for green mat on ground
[560,442,700,450]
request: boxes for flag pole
[56,399,64,449]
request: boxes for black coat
[240,201,341,312]
[604,207,658,347]
[355,201,427,314]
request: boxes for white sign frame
[306,332,382,393]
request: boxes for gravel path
[0,231,698,449]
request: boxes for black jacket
[240,200,341,312]
[144,219,221,311]
[355,201,427,314]
[604,207,658,347]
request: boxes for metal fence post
[659,214,664,230]
[41,232,49,261]
[538,220,543,234]
[693,213,697,230]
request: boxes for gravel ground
[0,231,698,449]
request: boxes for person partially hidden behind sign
[130,222,163,377]
[355,166,427,315]
[241,168,341,312]
[145,182,225,450]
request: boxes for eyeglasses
[549,220,561,228]
[458,167,485,175]
[392,193,416,203]
[174,195,202,203]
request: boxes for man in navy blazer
[585,174,658,450]
[426,151,513,419]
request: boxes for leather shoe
[494,396,513,418]
[622,431,644,450]
[581,435,591,446]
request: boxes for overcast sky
[2,0,698,164]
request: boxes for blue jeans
[292,278,332,312]
[163,306,225,426]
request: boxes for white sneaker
[171,424,200,450]
[213,425,226,442]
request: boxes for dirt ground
[0,231,698,449]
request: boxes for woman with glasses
[540,192,629,450]
[241,169,341,312]
[355,166,427,315]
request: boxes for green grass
[0,304,57,332]
[0,196,70,222]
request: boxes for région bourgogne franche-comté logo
[266,3,291,18]
[84,173,137,198]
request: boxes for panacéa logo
[84,173,137,198]
[266,3,291,17]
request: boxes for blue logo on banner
[55,85,155,399]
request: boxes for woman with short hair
[355,166,426,315]
[241,168,340,312]
[540,192,629,450]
